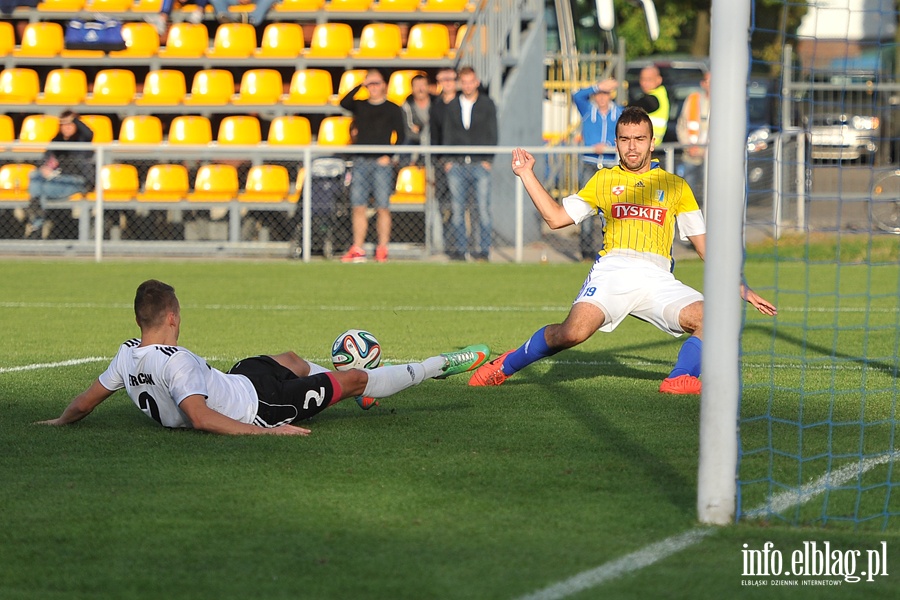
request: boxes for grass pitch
[1,257,898,599]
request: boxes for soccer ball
[331,329,382,371]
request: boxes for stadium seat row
[0,113,353,145]
[29,0,473,14]
[0,66,428,107]
[0,162,425,205]
[0,21,461,60]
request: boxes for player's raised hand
[511,148,535,177]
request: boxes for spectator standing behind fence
[631,66,670,147]
[429,67,459,233]
[572,77,622,260]
[438,67,498,262]
[145,0,208,36]
[339,69,406,263]
[676,71,710,206]
[401,74,435,165]
[210,0,277,24]
[26,110,94,240]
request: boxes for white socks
[305,360,330,376]
[362,356,445,398]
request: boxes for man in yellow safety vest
[631,65,670,146]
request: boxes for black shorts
[228,355,340,427]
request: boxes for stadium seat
[86,69,136,105]
[387,69,425,105]
[36,68,88,105]
[239,165,292,202]
[256,23,305,58]
[38,0,86,10]
[0,164,36,201]
[188,164,239,202]
[206,23,257,59]
[138,164,190,202]
[16,114,59,152]
[0,114,13,145]
[217,115,261,145]
[285,69,333,105]
[79,114,114,143]
[183,69,235,106]
[403,23,450,59]
[421,0,471,10]
[84,0,133,11]
[133,0,163,11]
[118,115,164,144]
[305,23,353,59]
[0,21,15,56]
[352,23,402,59]
[274,0,325,10]
[267,116,312,146]
[316,116,353,146]
[336,69,369,103]
[0,68,40,104]
[89,164,140,201]
[232,69,283,105]
[136,70,187,105]
[158,23,208,58]
[389,165,426,206]
[374,0,419,11]
[110,22,160,58]
[328,0,373,10]
[14,22,64,57]
[167,116,213,145]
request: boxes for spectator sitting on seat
[210,0,278,25]
[26,110,94,240]
[145,0,208,36]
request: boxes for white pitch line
[0,356,108,374]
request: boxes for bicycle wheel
[870,170,900,233]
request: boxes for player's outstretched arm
[511,148,575,230]
[741,284,778,316]
[179,395,311,436]
[35,379,115,426]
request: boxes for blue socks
[502,326,560,375]
[667,335,702,378]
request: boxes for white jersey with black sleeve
[97,339,259,428]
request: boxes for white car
[809,113,880,162]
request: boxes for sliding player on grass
[37,279,489,435]
[469,106,776,394]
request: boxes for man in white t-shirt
[37,280,489,436]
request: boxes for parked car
[801,72,882,163]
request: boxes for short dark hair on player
[134,280,178,329]
[616,106,654,138]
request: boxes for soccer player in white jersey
[37,280,490,435]
[469,106,777,395]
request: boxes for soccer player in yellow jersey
[469,106,777,394]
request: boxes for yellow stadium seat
[17,114,59,153]
[217,115,261,145]
[387,69,425,105]
[38,0,86,10]
[421,0,470,10]
[239,165,292,202]
[139,164,190,202]
[328,0,373,10]
[352,23,402,59]
[110,22,160,58]
[267,116,312,146]
[256,23,304,58]
[133,0,163,11]
[36,68,88,105]
[0,22,15,56]
[207,23,257,59]
[86,69,136,105]
[158,23,208,58]
[285,69,333,105]
[232,69,283,105]
[275,0,325,10]
[167,116,213,145]
[136,70,187,106]
[316,116,353,146]
[79,114,114,143]
[85,0,132,10]
[183,69,234,106]
[0,164,36,201]
[389,165,426,206]
[374,0,419,11]
[336,69,369,103]
[189,164,239,202]
[0,68,40,104]
[0,114,13,144]
[403,23,450,59]
[305,23,353,59]
[89,164,140,201]
[14,22,64,57]
[119,115,164,144]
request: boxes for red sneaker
[659,375,702,395]
[341,245,366,263]
[375,245,389,263]
[468,350,513,387]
